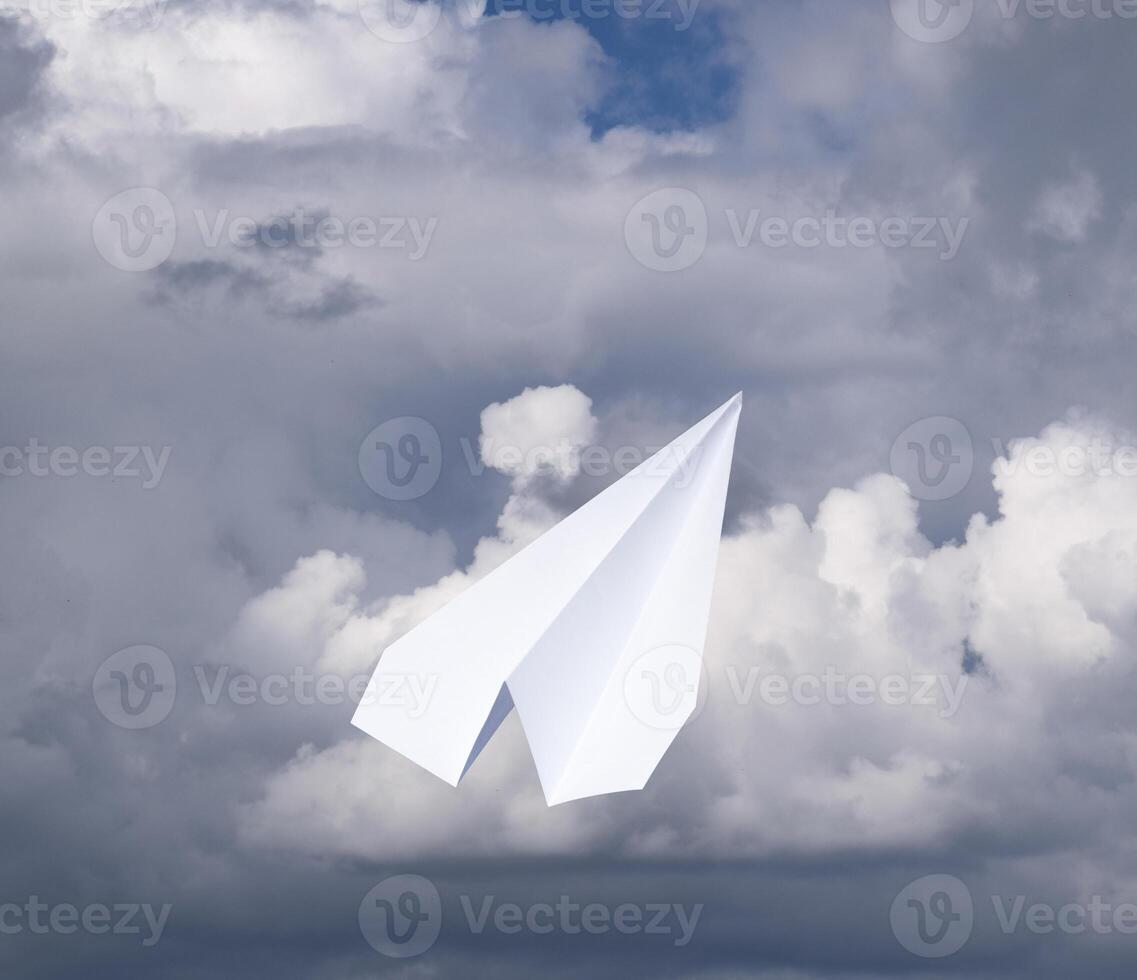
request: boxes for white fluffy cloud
[479,384,597,483]
[214,385,599,686]
[24,0,488,140]
[236,391,1137,871]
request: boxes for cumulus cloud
[237,394,1137,874]
[4,1,1137,975]
[479,384,598,484]
[0,15,53,126]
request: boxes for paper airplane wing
[351,394,741,805]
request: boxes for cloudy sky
[3,0,1137,975]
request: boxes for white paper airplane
[351,393,742,805]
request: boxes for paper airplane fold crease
[351,394,742,805]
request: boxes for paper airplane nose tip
[353,391,742,806]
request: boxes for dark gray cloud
[0,16,53,125]
[149,257,380,321]
[2,1,1137,977]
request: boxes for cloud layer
[238,390,1137,874]
[4,0,1137,976]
